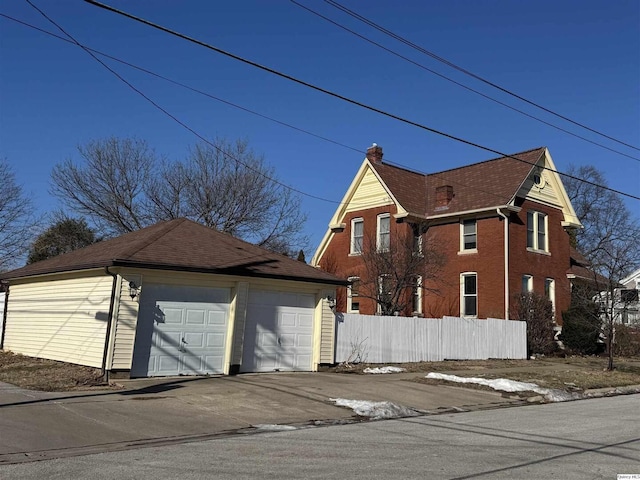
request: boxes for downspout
[103,266,118,382]
[0,282,8,350]
[496,209,510,320]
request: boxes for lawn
[334,356,640,391]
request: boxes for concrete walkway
[0,371,522,463]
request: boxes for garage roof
[1,218,346,286]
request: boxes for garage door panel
[208,311,226,325]
[131,284,230,377]
[186,310,206,325]
[241,290,316,373]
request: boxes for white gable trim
[311,159,406,266]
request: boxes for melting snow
[363,366,407,374]
[252,424,299,431]
[331,398,421,419]
[426,373,581,402]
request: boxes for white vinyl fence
[335,314,527,363]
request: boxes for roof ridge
[427,146,546,177]
[116,218,187,260]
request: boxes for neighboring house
[617,269,640,325]
[312,144,582,323]
[0,218,345,378]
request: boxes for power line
[324,0,640,153]
[291,0,640,163]
[23,0,344,206]
[2,13,514,207]
[81,0,640,202]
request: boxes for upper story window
[347,276,360,313]
[460,219,477,252]
[460,273,477,317]
[522,274,533,293]
[527,211,548,252]
[350,218,363,255]
[377,214,390,252]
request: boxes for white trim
[427,204,521,221]
[347,276,360,313]
[459,218,477,253]
[377,213,390,252]
[527,210,548,253]
[413,275,423,315]
[545,278,556,316]
[460,272,478,318]
[350,217,364,255]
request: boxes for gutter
[0,282,8,350]
[496,208,510,320]
[102,266,119,382]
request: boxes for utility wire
[292,0,640,163]
[2,12,515,206]
[81,0,640,202]
[23,0,343,206]
[325,0,640,153]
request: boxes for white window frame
[459,219,477,253]
[460,272,477,318]
[412,275,423,316]
[377,213,390,252]
[377,274,392,314]
[522,274,533,293]
[527,211,548,253]
[545,278,556,315]
[350,218,364,255]
[347,276,360,313]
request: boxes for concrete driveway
[0,371,522,463]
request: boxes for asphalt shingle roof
[1,218,345,285]
[371,147,545,217]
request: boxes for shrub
[513,293,556,356]
[560,303,602,355]
[615,325,640,357]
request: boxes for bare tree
[51,137,154,236]
[0,159,36,270]
[563,165,640,370]
[353,225,444,316]
[513,292,556,357]
[50,137,309,255]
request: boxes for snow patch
[425,373,582,402]
[331,398,421,419]
[252,424,299,431]
[363,366,407,374]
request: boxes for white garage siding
[109,275,139,370]
[319,297,336,364]
[3,272,113,368]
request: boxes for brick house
[311,145,582,324]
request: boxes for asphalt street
[1,394,638,480]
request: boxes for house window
[545,278,556,314]
[460,219,477,252]
[350,218,363,254]
[413,276,423,315]
[461,273,477,317]
[377,214,390,252]
[347,277,360,313]
[377,274,392,314]
[413,232,423,256]
[522,275,533,293]
[527,211,548,252]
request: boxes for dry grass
[333,356,640,391]
[0,350,113,392]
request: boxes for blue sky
[1,0,638,255]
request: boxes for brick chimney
[366,143,383,164]
[435,185,454,207]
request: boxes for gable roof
[372,147,545,217]
[1,218,345,285]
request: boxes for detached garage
[0,219,345,378]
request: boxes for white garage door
[131,284,230,377]
[241,290,315,373]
